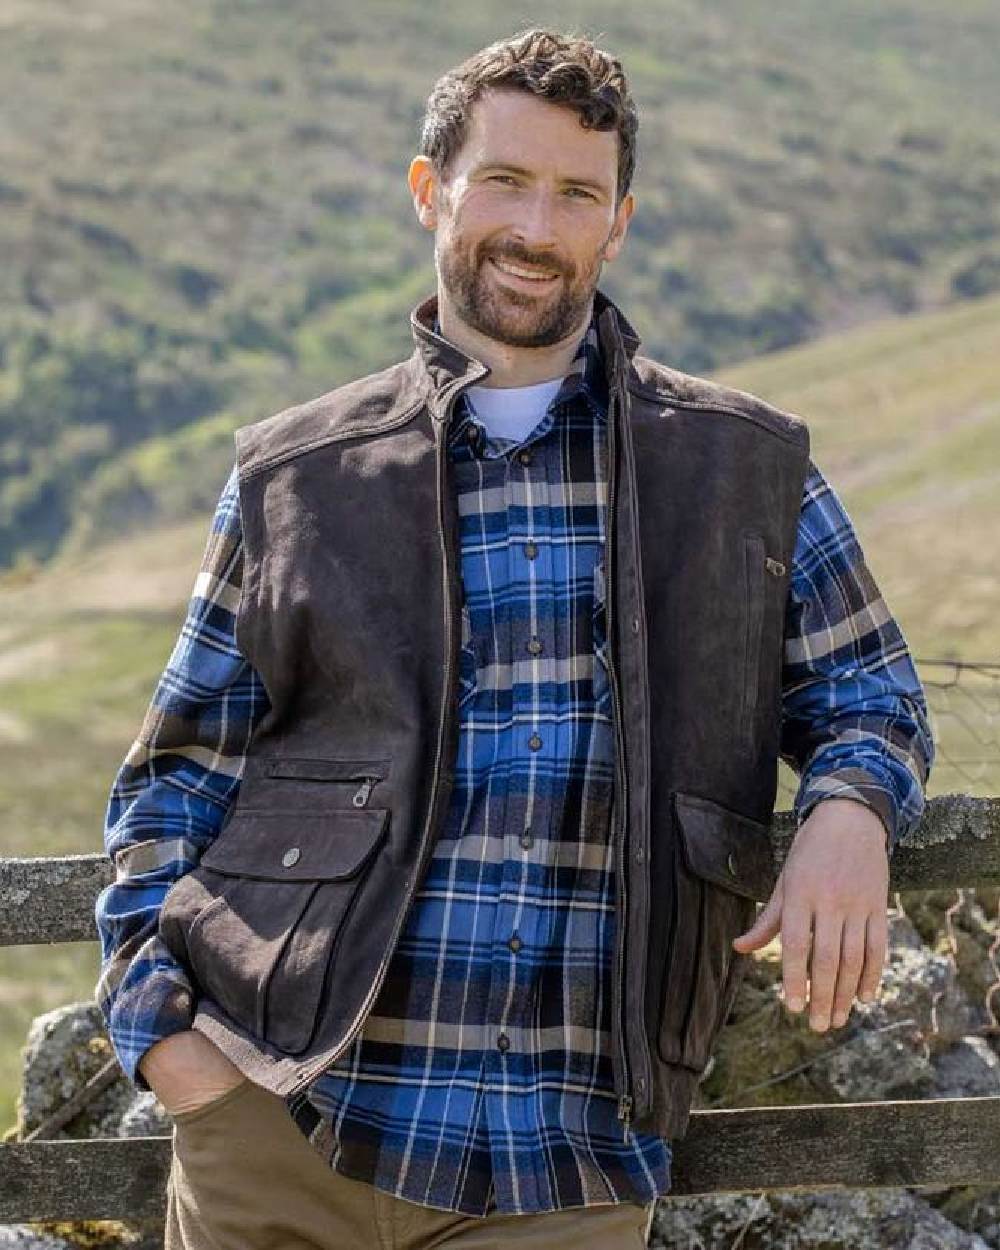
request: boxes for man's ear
[408,155,439,231]
[602,191,635,262]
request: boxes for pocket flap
[198,807,389,882]
[674,792,775,901]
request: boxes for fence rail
[1,792,999,1224]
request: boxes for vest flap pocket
[674,792,775,902]
[198,808,389,882]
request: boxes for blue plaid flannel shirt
[95,316,933,1215]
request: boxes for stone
[18,1003,136,1140]
[931,1036,1000,1098]
[117,1091,171,1138]
[933,1187,1000,1247]
[0,1230,77,1249]
[650,1187,991,1248]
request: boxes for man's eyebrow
[476,161,611,195]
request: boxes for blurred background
[0,0,998,1134]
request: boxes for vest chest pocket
[159,804,388,1056]
[739,532,787,752]
[657,792,775,1073]
[237,756,392,811]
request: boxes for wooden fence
[1,794,999,1224]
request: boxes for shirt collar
[439,310,609,455]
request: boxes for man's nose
[510,189,558,250]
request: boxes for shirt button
[528,733,542,751]
[520,830,534,850]
[523,541,538,560]
[508,933,522,953]
[518,449,533,466]
[466,425,482,450]
[527,637,543,656]
[282,847,301,868]
[497,1032,511,1052]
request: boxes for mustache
[482,243,570,277]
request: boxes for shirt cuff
[106,974,198,1092]
[794,767,897,851]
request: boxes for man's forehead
[463,89,617,176]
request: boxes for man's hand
[731,799,890,1031]
[138,1029,247,1117]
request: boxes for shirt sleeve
[93,464,271,1089]
[779,459,934,853]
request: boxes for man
[94,28,933,1250]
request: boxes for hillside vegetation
[3,0,1000,567]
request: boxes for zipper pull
[617,1093,633,1143]
[352,778,376,808]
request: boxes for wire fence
[776,657,1000,805]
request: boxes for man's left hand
[731,798,890,1031]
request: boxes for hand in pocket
[140,1029,248,1119]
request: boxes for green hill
[3,0,1000,567]
[2,288,998,1129]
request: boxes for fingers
[784,911,886,1030]
[780,898,812,1014]
[806,911,845,1031]
[858,907,888,1003]
[830,916,867,1028]
[732,891,782,953]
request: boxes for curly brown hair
[420,28,638,205]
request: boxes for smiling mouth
[488,256,561,284]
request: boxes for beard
[436,233,606,348]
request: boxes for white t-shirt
[465,377,564,444]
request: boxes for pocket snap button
[282,847,301,868]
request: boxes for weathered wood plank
[0,1136,171,1222]
[668,1095,1000,1195]
[3,1096,999,1220]
[0,853,113,945]
[3,795,998,946]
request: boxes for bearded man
[95,27,933,1250]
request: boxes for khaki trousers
[165,1076,655,1249]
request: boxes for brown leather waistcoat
[159,289,810,1139]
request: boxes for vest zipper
[606,369,634,1142]
[284,376,483,1101]
[352,777,378,807]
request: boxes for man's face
[412,89,634,348]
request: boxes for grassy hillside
[3,0,1000,567]
[1,290,998,1130]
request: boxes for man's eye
[489,175,517,186]
[565,187,595,200]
